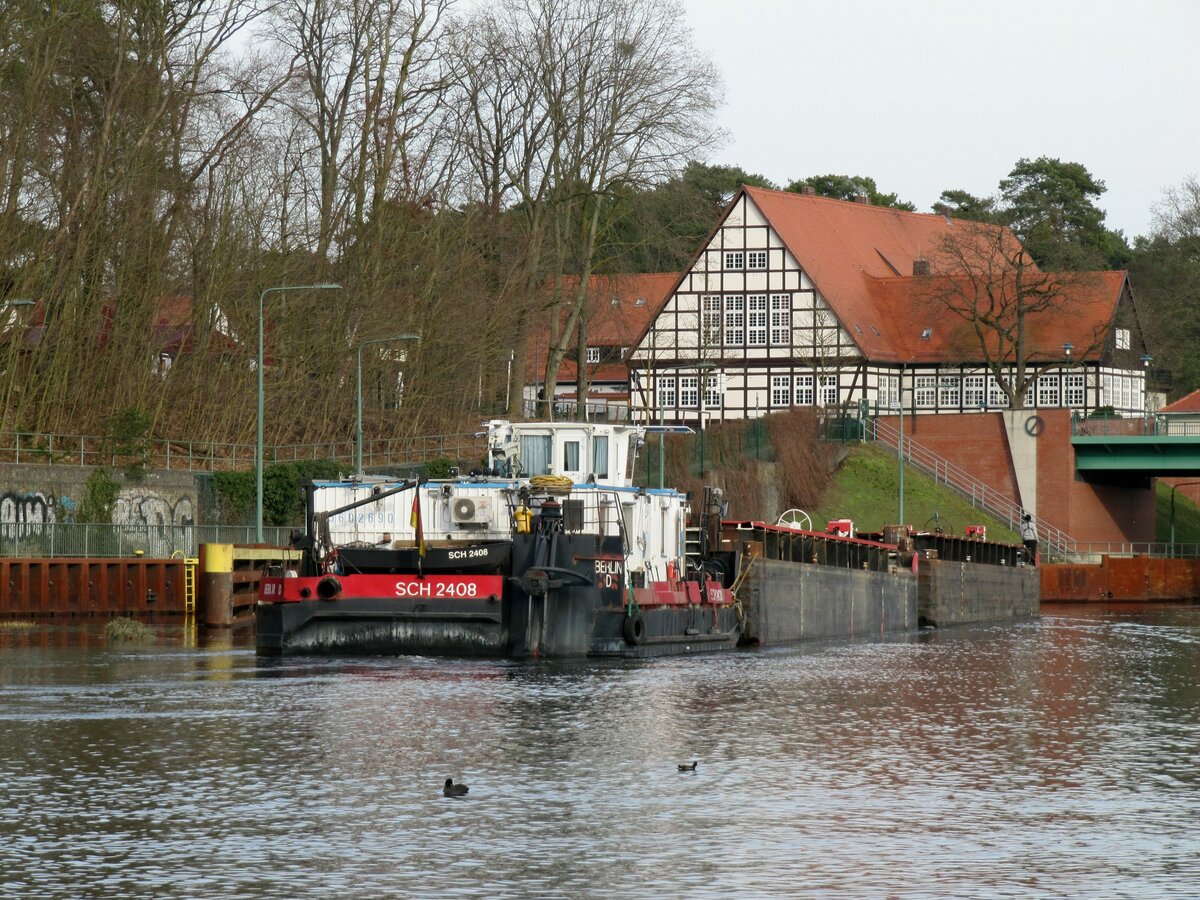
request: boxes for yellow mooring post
[199,544,234,627]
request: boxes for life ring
[1024,415,1045,437]
[317,575,342,600]
[622,613,645,645]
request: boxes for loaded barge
[256,419,1037,658]
[256,419,740,657]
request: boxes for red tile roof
[527,273,675,382]
[1161,388,1200,413]
[741,185,1126,363]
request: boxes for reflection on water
[1,605,1198,898]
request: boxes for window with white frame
[819,374,838,406]
[701,295,721,346]
[963,374,985,408]
[1066,373,1085,407]
[915,376,936,408]
[747,250,767,270]
[586,347,600,364]
[794,374,814,405]
[704,373,722,409]
[878,374,899,411]
[770,374,791,407]
[724,251,744,270]
[1116,327,1130,350]
[723,295,744,345]
[938,376,960,408]
[679,375,699,407]
[987,376,1010,407]
[747,294,768,346]
[1036,374,1060,407]
[770,294,791,345]
[1122,376,1132,409]
[659,376,676,408]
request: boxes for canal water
[1,605,1197,898]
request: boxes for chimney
[853,193,869,204]
[913,259,931,276]
[800,185,816,196]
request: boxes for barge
[256,419,740,657]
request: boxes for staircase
[863,416,1077,559]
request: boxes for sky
[678,0,1199,240]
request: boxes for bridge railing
[1072,412,1200,437]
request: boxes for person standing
[1020,513,1038,565]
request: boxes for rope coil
[529,474,574,495]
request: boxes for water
[1,605,1198,898]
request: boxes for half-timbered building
[628,185,1148,426]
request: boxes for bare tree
[925,221,1104,409]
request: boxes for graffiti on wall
[0,491,61,524]
[1,489,195,527]
[113,495,195,528]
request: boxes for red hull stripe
[261,574,504,603]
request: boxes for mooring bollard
[200,543,234,627]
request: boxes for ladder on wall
[184,557,199,615]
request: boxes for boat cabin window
[519,434,552,476]
[563,440,581,473]
[592,435,609,478]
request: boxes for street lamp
[256,283,341,542]
[356,333,420,474]
[1169,481,1200,557]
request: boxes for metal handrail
[0,430,482,472]
[865,417,1078,558]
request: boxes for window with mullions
[747,294,768,346]
[770,374,791,407]
[794,374,814,405]
[724,251,744,270]
[586,347,600,364]
[938,376,960,408]
[987,376,1010,407]
[679,375,699,407]
[915,376,936,408]
[819,374,838,406]
[963,374,985,408]
[723,295,744,345]
[747,250,767,270]
[701,295,721,346]
[659,376,676,408]
[1036,375,1061,407]
[704,374,722,409]
[1066,373,1084,407]
[770,294,791,345]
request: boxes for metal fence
[0,523,296,558]
[1072,412,1200,437]
[0,430,483,472]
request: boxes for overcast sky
[679,0,1198,240]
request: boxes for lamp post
[1141,354,1153,433]
[356,333,420,474]
[256,283,341,542]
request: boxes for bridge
[1072,413,1200,476]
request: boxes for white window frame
[1066,373,1085,408]
[938,376,960,409]
[819,374,838,406]
[703,373,722,409]
[794,374,814,405]
[679,375,699,408]
[1036,374,1061,407]
[1116,327,1130,350]
[770,374,791,407]
[659,376,676,408]
[879,374,899,412]
[747,250,767,270]
[586,347,600,364]
[914,375,936,409]
[770,294,791,345]
[987,376,1010,408]
[747,294,768,346]
[723,295,744,345]
[724,251,744,270]
[963,374,985,409]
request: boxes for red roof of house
[1161,388,1200,413]
[741,185,1126,363]
[528,272,675,382]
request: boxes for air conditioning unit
[451,496,493,524]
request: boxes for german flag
[410,488,426,558]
